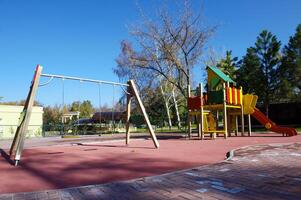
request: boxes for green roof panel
[207,66,235,84]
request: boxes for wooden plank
[203,104,224,110]
[9,65,43,165]
[125,89,132,145]
[128,80,159,148]
[226,105,241,109]
[189,110,210,116]
[203,130,226,133]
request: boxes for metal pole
[112,85,115,134]
[61,78,65,135]
[41,73,128,87]
[98,83,102,130]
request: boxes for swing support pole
[127,80,159,148]
[9,65,159,166]
[10,65,43,165]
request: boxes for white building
[0,105,43,139]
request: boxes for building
[0,105,43,139]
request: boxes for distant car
[92,111,125,123]
[73,118,93,125]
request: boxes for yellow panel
[208,113,216,131]
[234,88,237,105]
[243,94,258,114]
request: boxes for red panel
[237,89,241,105]
[226,87,230,104]
[231,87,236,105]
[188,96,203,110]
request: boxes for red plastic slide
[251,108,298,136]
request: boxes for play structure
[188,66,298,139]
[9,65,159,166]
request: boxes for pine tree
[237,48,263,95]
[216,50,238,79]
[279,24,301,101]
[237,30,281,116]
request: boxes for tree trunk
[160,85,172,129]
[172,89,181,129]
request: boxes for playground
[0,1,300,199]
[0,64,299,198]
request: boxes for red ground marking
[0,134,301,194]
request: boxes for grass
[44,125,301,138]
[133,126,185,133]
[61,135,81,138]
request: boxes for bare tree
[203,47,225,67]
[114,1,216,99]
[172,88,182,129]
[160,84,172,129]
[160,78,183,129]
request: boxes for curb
[226,150,235,161]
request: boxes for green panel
[208,90,224,104]
[211,77,220,90]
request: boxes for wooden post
[215,111,219,130]
[125,88,132,145]
[187,85,192,138]
[223,83,228,139]
[188,113,192,138]
[227,114,231,137]
[240,86,245,136]
[197,114,200,138]
[199,83,204,139]
[248,114,252,136]
[128,80,159,148]
[235,116,238,136]
[10,65,43,165]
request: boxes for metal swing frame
[9,65,159,166]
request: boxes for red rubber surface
[0,134,301,194]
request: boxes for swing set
[9,65,159,166]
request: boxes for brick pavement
[1,142,300,200]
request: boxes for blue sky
[0,0,300,107]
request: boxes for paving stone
[0,194,12,200]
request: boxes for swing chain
[38,77,54,87]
